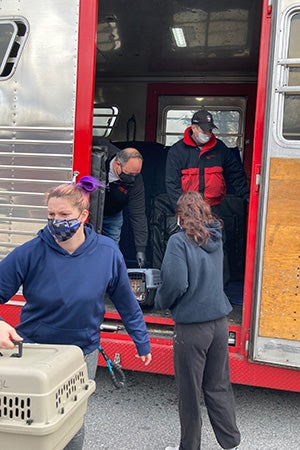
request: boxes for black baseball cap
[191,109,218,131]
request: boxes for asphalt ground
[83,367,300,450]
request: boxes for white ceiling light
[171,27,187,48]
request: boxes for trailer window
[0,19,28,79]
[93,106,118,137]
[164,109,242,151]
[282,13,300,140]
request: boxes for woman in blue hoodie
[0,176,151,449]
[155,191,240,450]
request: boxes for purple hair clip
[77,176,106,192]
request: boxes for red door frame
[73,0,98,179]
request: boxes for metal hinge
[255,173,261,187]
[255,164,261,192]
[228,331,236,346]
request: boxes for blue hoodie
[154,222,232,323]
[0,224,150,356]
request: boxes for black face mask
[119,171,136,185]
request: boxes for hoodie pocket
[29,321,93,349]
[180,168,200,192]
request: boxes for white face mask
[196,131,210,144]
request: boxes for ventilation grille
[0,369,87,423]
[0,395,31,422]
[54,370,86,411]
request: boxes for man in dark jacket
[165,107,249,211]
[94,140,148,268]
[165,107,250,284]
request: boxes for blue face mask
[47,218,81,243]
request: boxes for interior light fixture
[171,27,187,48]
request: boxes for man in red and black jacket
[165,108,250,285]
[165,108,249,212]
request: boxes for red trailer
[0,0,299,392]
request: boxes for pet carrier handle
[10,339,23,357]
[98,345,126,389]
[0,339,23,358]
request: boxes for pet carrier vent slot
[0,395,31,421]
[54,370,86,410]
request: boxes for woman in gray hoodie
[155,191,240,450]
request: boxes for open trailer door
[251,0,300,369]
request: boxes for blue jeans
[101,211,123,244]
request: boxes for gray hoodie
[154,222,232,323]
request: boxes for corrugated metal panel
[0,0,80,259]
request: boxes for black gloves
[136,251,146,268]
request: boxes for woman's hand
[0,321,23,348]
[136,353,152,366]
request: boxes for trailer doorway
[143,84,256,311]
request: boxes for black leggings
[174,318,240,450]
